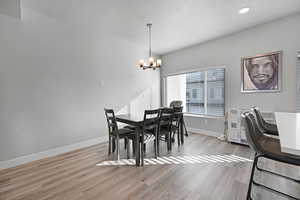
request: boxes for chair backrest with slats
[143,109,160,132]
[104,108,118,135]
[251,107,278,136]
[171,107,183,128]
[172,106,183,113]
[159,108,178,134]
[159,108,174,125]
[169,100,183,108]
[241,111,265,154]
[251,107,267,131]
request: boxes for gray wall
[0,0,20,19]
[0,7,160,161]
[162,13,300,135]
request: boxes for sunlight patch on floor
[96,154,252,166]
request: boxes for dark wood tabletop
[115,114,144,127]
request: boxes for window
[166,68,225,116]
[186,92,190,98]
[209,88,215,99]
[192,89,197,99]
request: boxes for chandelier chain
[147,23,152,57]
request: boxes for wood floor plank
[0,133,299,200]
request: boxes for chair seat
[111,128,134,138]
[160,120,169,126]
[259,136,300,166]
[124,125,136,130]
[160,125,177,133]
[142,124,158,135]
[159,126,171,135]
[171,124,178,131]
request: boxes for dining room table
[116,109,185,167]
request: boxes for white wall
[162,13,300,135]
[0,7,160,162]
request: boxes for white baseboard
[187,127,222,138]
[0,136,107,170]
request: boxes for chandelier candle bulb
[239,7,250,14]
[157,59,162,67]
[139,59,144,67]
[149,57,154,64]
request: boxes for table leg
[116,135,120,160]
[154,128,158,158]
[141,130,144,166]
[183,118,189,136]
[180,116,184,144]
[135,127,140,167]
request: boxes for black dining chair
[251,107,278,136]
[171,106,184,145]
[104,108,135,160]
[156,108,176,155]
[170,102,188,137]
[140,109,160,166]
[241,111,300,200]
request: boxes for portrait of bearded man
[241,52,281,92]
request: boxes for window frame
[163,66,226,118]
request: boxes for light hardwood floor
[0,133,299,200]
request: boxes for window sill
[183,113,224,120]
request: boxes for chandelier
[138,23,162,70]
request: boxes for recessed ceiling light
[239,7,250,14]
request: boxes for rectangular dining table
[275,112,300,156]
[116,111,185,167]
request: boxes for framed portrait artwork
[241,51,282,93]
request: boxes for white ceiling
[23,0,300,54]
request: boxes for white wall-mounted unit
[297,54,300,112]
[227,109,248,145]
[227,108,275,145]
